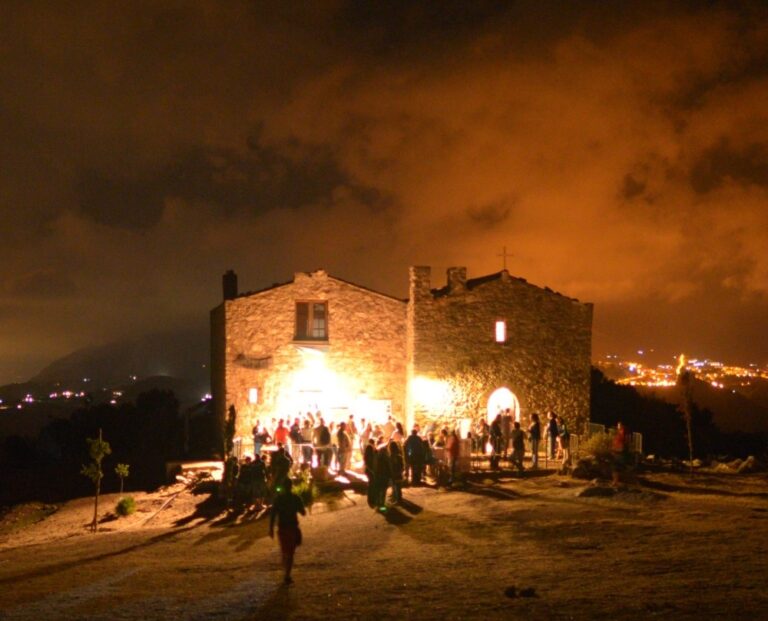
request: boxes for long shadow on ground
[248,583,294,621]
[638,476,768,498]
[0,526,197,587]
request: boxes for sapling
[115,463,130,494]
[81,428,112,532]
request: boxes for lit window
[495,320,506,343]
[248,388,258,404]
[295,301,328,340]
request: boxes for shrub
[581,432,613,462]
[115,496,136,517]
[292,472,318,508]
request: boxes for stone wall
[408,267,592,432]
[218,270,407,438]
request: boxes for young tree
[676,355,695,474]
[221,405,237,502]
[115,463,130,494]
[81,428,112,532]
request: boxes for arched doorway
[486,387,521,423]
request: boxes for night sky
[2,1,768,384]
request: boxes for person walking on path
[269,478,306,585]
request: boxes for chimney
[222,270,238,300]
[409,266,432,301]
[447,267,467,293]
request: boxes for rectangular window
[495,320,507,343]
[295,301,328,340]
[248,387,258,404]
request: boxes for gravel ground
[1,470,767,620]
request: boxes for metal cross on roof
[497,245,513,270]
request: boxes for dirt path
[1,472,767,620]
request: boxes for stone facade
[211,270,407,439]
[211,266,592,442]
[407,267,593,432]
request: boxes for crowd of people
[245,413,457,509]
[228,407,575,510]
[229,410,626,586]
[472,409,571,471]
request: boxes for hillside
[31,327,209,389]
[637,377,768,433]
[1,471,767,620]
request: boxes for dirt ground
[0,469,767,621]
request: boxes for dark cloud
[76,139,392,229]
[466,199,513,229]
[3,269,77,299]
[1,1,768,381]
[621,174,647,200]
[690,140,768,193]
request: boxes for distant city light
[599,353,767,390]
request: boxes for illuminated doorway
[486,387,520,423]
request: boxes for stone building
[210,266,592,445]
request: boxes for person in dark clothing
[336,421,352,474]
[389,440,404,503]
[446,429,461,484]
[423,436,435,480]
[510,421,525,472]
[363,438,378,508]
[528,413,541,469]
[269,478,306,585]
[490,414,503,469]
[313,419,332,467]
[404,429,426,485]
[547,412,559,459]
[374,442,391,508]
[252,422,271,459]
[251,454,268,510]
[270,443,293,491]
[235,456,256,510]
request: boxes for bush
[115,496,137,517]
[292,472,318,508]
[581,432,613,462]
[572,433,616,480]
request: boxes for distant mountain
[30,328,210,390]
[0,327,212,440]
